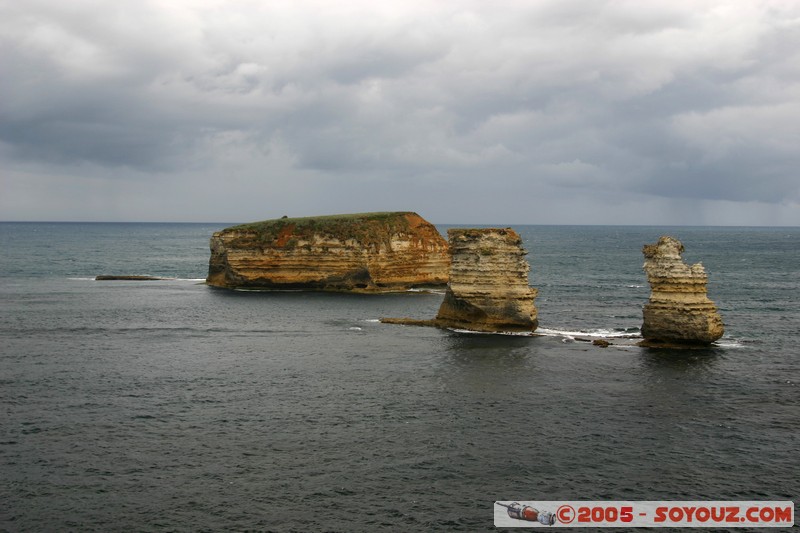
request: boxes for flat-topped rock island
[206,212,449,292]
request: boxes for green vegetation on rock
[228,212,418,248]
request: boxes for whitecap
[407,288,446,294]
[447,328,533,336]
[537,327,639,339]
[714,338,745,348]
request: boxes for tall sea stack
[641,236,724,345]
[434,228,538,332]
[207,212,449,292]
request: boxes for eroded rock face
[434,228,538,332]
[206,212,449,292]
[641,236,724,344]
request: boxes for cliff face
[206,212,449,291]
[641,236,724,344]
[434,228,538,332]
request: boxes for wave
[539,327,747,349]
[537,326,641,340]
[447,328,533,336]
[715,337,746,348]
[539,327,748,349]
[407,288,446,294]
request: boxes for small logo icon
[556,504,576,524]
[496,502,557,525]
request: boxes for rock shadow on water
[639,346,724,373]
[208,286,396,302]
[444,331,534,351]
[440,333,536,369]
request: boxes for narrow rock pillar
[435,228,538,332]
[641,236,724,344]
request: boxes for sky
[1,0,799,225]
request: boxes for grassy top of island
[226,212,422,246]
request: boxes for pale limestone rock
[207,212,449,292]
[641,236,724,344]
[434,228,538,332]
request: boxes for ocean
[1,222,797,531]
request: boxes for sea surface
[1,222,797,531]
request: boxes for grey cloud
[1,0,798,223]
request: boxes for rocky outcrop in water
[206,212,449,292]
[382,228,538,332]
[436,228,538,332]
[640,236,724,345]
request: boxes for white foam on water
[537,327,639,339]
[363,319,381,323]
[447,328,533,336]
[714,338,745,348]
[407,288,446,294]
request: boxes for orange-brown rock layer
[641,236,724,344]
[206,212,449,292]
[434,228,538,332]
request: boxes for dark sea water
[1,222,797,532]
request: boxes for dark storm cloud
[1,0,798,223]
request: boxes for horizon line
[1,220,798,228]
